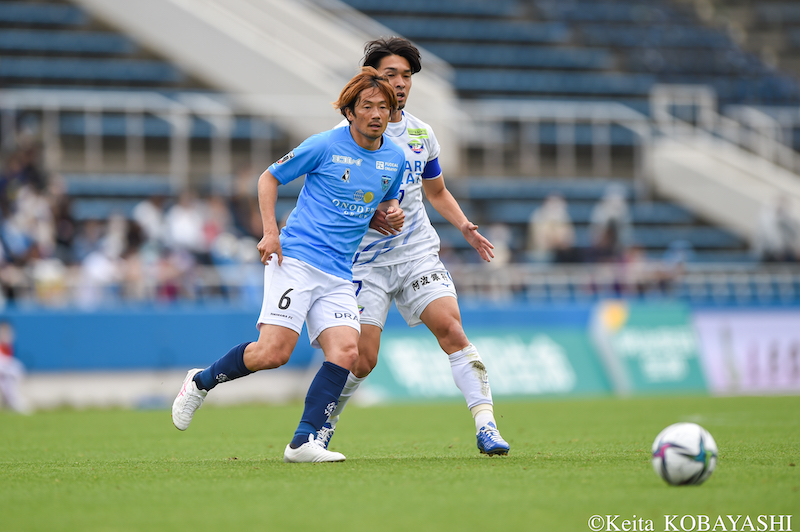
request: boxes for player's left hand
[369,209,393,235]
[461,221,494,262]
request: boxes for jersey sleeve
[421,124,442,179]
[421,157,442,180]
[426,125,441,163]
[267,133,327,185]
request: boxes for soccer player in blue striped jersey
[172,67,406,463]
[319,38,510,456]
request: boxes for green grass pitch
[1,395,797,532]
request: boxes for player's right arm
[257,170,282,266]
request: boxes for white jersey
[349,111,443,267]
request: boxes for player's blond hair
[333,66,398,121]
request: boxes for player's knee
[326,351,358,373]
[353,351,377,378]
[245,343,291,371]
[436,320,468,352]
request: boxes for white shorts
[257,256,360,348]
[352,253,457,329]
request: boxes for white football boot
[171,369,207,431]
[283,433,346,463]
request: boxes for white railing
[650,84,800,175]
[459,99,652,184]
[3,261,798,309]
[0,89,278,192]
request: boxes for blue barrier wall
[2,303,594,372]
[3,305,317,371]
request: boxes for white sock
[448,343,495,430]
[327,372,364,428]
[471,403,496,432]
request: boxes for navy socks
[290,361,350,448]
[193,342,253,391]
[192,346,350,450]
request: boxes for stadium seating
[427,179,748,262]
[57,113,275,139]
[0,1,86,26]
[0,0,784,288]
[0,57,183,83]
[0,28,135,54]
[342,0,800,106]
[0,1,186,89]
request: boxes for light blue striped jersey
[268,126,405,280]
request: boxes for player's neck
[389,109,403,123]
[349,125,383,151]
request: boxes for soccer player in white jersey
[171,67,406,463]
[319,38,510,456]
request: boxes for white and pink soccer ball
[652,422,718,486]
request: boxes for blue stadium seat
[625,48,766,76]
[629,203,695,224]
[465,179,634,201]
[632,227,743,249]
[341,0,520,17]
[536,1,690,24]
[420,43,612,70]
[70,198,142,220]
[372,16,571,44]
[483,201,694,225]
[0,29,136,54]
[0,57,183,83]
[578,24,732,48]
[62,174,174,197]
[58,114,280,140]
[454,69,655,96]
[0,2,87,26]
[536,123,638,145]
[757,2,800,24]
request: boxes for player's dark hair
[333,66,397,121]
[363,37,422,74]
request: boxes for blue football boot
[476,422,510,456]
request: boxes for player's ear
[343,106,355,123]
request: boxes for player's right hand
[257,232,283,266]
[385,206,405,233]
[461,221,494,262]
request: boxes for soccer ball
[651,422,718,486]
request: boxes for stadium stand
[341,0,800,107]
[429,178,748,263]
[0,0,798,309]
[0,1,188,88]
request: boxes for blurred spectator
[204,194,234,246]
[132,195,168,250]
[230,166,262,238]
[165,190,209,264]
[486,223,513,267]
[753,197,799,263]
[0,320,29,413]
[75,245,121,309]
[72,219,105,263]
[527,193,578,263]
[13,184,55,259]
[483,223,514,300]
[46,175,77,265]
[0,145,45,215]
[589,185,633,262]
